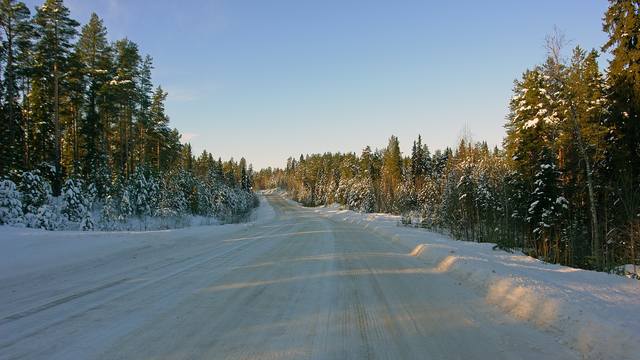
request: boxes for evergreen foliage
[61,177,86,222]
[255,1,640,272]
[0,0,258,232]
[0,180,24,225]
[18,170,51,215]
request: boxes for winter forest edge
[1,0,640,276]
[0,0,258,232]
[253,2,640,275]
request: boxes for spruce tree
[61,177,86,222]
[19,170,51,215]
[100,195,119,230]
[527,149,568,261]
[0,179,24,225]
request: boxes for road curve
[0,194,580,359]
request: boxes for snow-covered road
[0,194,630,359]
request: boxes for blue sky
[25,0,610,169]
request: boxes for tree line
[0,0,257,230]
[254,1,640,272]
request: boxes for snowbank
[0,195,275,280]
[299,197,639,360]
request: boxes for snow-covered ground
[0,196,275,280]
[298,196,640,360]
[1,192,637,359]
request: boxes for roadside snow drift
[307,200,640,360]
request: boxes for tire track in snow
[0,278,130,325]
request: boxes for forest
[254,1,640,272]
[0,0,257,230]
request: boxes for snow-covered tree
[33,204,62,231]
[417,177,443,229]
[99,195,119,231]
[0,180,24,225]
[79,211,95,231]
[61,178,87,222]
[119,189,133,223]
[156,172,187,219]
[527,149,568,260]
[395,177,417,214]
[85,183,97,213]
[129,167,156,218]
[19,171,51,215]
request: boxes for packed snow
[0,196,275,280]
[1,191,638,359]
[265,190,640,360]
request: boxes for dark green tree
[602,0,640,180]
[74,13,112,196]
[0,0,32,174]
[31,0,79,194]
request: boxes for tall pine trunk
[571,107,602,268]
[53,60,62,195]
[6,25,16,173]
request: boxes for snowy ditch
[300,200,640,360]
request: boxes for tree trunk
[73,105,78,168]
[6,23,16,172]
[156,139,160,171]
[54,60,62,195]
[140,124,145,166]
[570,106,602,269]
[22,79,31,169]
[584,154,601,267]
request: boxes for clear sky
[25,0,610,169]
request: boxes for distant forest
[255,1,640,272]
[0,0,256,230]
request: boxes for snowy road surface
[0,194,602,359]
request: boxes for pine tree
[75,13,112,196]
[381,135,402,212]
[564,47,609,267]
[602,0,640,180]
[149,86,169,170]
[0,0,32,175]
[31,0,79,195]
[137,55,153,166]
[111,38,141,177]
[62,46,86,175]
